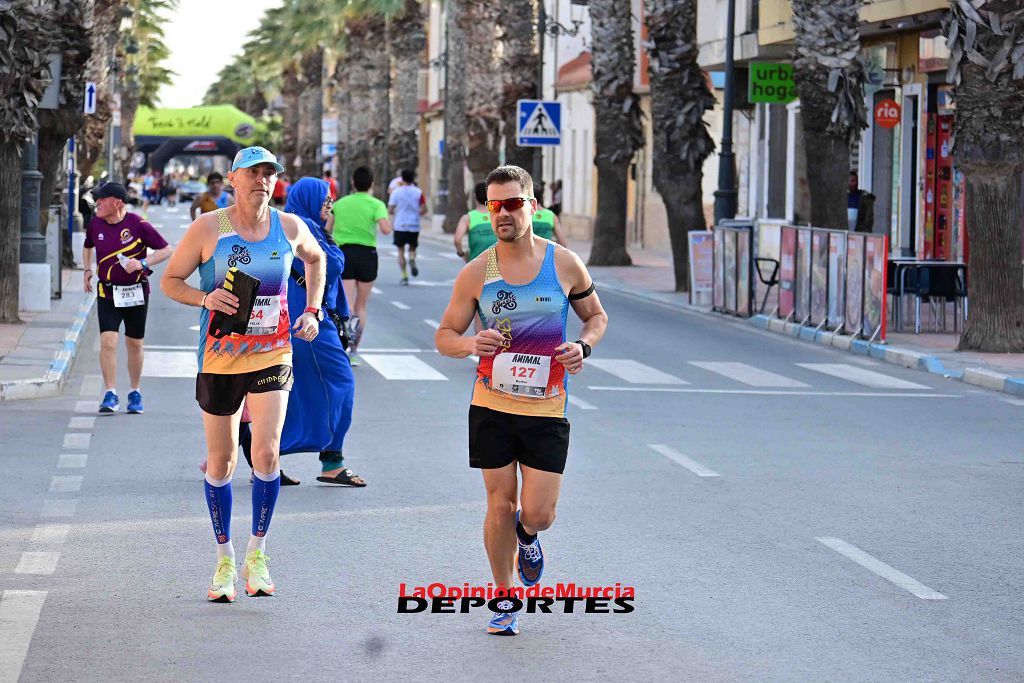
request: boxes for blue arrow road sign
[84,82,97,115]
[517,100,561,147]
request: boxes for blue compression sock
[251,470,281,540]
[204,473,232,546]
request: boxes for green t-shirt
[533,208,555,240]
[467,209,496,261]
[332,192,388,247]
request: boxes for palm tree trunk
[118,91,140,178]
[281,61,302,176]
[333,58,352,193]
[344,18,373,181]
[0,143,22,322]
[792,0,866,230]
[367,15,390,199]
[499,0,538,173]
[588,0,644,266]
[298,47,324,179]
[79,0,121,180]
[464,3,501,182]
[443,0,467,233]
[389,0,426,180]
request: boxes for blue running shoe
[99,391,119,414]
[515,510,544,587]
[487,607,520,636]
[127,390,143,414]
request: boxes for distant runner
[387,168,427,285]
[453,182,495,262]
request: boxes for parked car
[178,180,207,201]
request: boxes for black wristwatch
[575,339,591,359]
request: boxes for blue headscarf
[283,176,347,316]
[284,177,330,232]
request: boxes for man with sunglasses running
[436,165,608,636]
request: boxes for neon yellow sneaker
[242,549,276,597]
[207,556,237,603]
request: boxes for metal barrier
[712,221,753,317]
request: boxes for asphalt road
[1,203,1021,682]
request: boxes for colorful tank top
[467,209,496,261]
[532,208,556,241]
[473,242,569,418]
[196,208,294,374]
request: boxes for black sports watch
[574,339,591,359]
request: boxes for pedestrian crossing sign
[517,100,562,147]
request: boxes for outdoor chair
[915,266,967,333]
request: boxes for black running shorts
[393,230,419,249]
[340,244,379,282]
[195,364,293,416]
[97,292,149,339]
[468,405,570,475]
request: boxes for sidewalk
[422,218,1024,397]
[0,268,95,401]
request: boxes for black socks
[516,520,537,545]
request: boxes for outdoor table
[889,259,967,333]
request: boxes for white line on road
[439,252,464,260]
[49,475,83,493]
[816,537,948,600]
[80,375,101,396]
[67,416,95,430]
[15,552,60,575]
[689,361,809,388]
[360,354,448,381]
[391,301,411,310]
[588,359,687,385]
[372,286,382,294]
[142,351,197,378]
[74,400,94,413]
[588,386,959,398]
[0,590,48,682]
[423,318,440,330]
[63,433,90,450]
[567,394,597,410]
[58,454,87,469]
[797,363,930,390]
[189,325,200,331]
[1002,398,1024,406]
[40,500,77,518]
[30,524,70,545]
[356,347,425,353]
[648,444,721,477]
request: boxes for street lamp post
[713,0,738,224]
[431,42,449,216]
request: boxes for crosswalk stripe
[689,361,809,388]
[0,590,48,682]
[587,359,687,385]
[423,318,440,330]
[15,552,60,575]
[391,301,411,310]
[797,363,930,390]
[648,444,720,477]
[142,351,197,378]
[360,354,448,380]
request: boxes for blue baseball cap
[231,146,284,173]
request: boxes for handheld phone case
[209,267,261,339]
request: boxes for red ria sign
[874,99,901,129]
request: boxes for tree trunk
[443,0,468,233]
[297,48,324,179]
[389,0,426,180]
[0,144,23,322]
[118,91,139,177]
[281,62,302,176]
[658,172,705,291]
[499,0,538,173]
[591,159,631,265]
[333,59,352,193]
[464,2,501,182]
[368,16,390,200]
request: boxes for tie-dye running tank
[196,208,294,374]
[473,242,569,418]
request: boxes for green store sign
[133,105,258,143]
[748,62,797,104]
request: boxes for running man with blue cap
[162,146,328,602]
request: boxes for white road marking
[440,252,464,260]
[30,524,70,545]
[588,359,687,385]
[391,301,411,310]
[360,354,448,381]
[648,444,721,477]
[689,361,809,388]
[80,375,101,396]
[14,552,60,575]
[372,286,382,294]
[816,537,948,600]
[58,454,87,469]
[142,351,197,378]
[468,355,480,363]
[588,386,958,398]
[0,590,48,682]
[409,280,456,287]
[189,325,200,331]
[423,318,440,330]
[357,347,425,353]
[567,394,597,410]
[50,475,83,493]
[1002,398,1024,406]
[63,433,90,450]
[797,363,930,390]
[74,400,94,413]
[40,500,77,518]
[67,416,95,430]
[144,345,195,351]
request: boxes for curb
[0,293,96,401]
[749,314,1024,397]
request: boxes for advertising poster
[827,233,847,329]
[724,230,737,314]
[713,229,725,310]
[863,235,887,339]
[688,231,714,305]
[756,223,781,313]
[737,231,751,316]
[810,231,829,325]
[845,234,865,335]
[779,227,797,318]
[795,229,811,321]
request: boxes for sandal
[316,468,367,487]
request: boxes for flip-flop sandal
[280,470,300,486]
[316,468,367,487]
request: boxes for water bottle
[117,253,130,269]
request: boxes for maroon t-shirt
[85,212,168,299]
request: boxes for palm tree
[0,1,60,321]
[498,0,538,173]
[79,0,125,181]
[343,8,390,194]
[388,0,427,180]
[464,3,502,181]
[443,0,467,232]
[644,0,715,291]
[944,0,1024,352]
[587,0,644,266]
[791,0,867,230]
